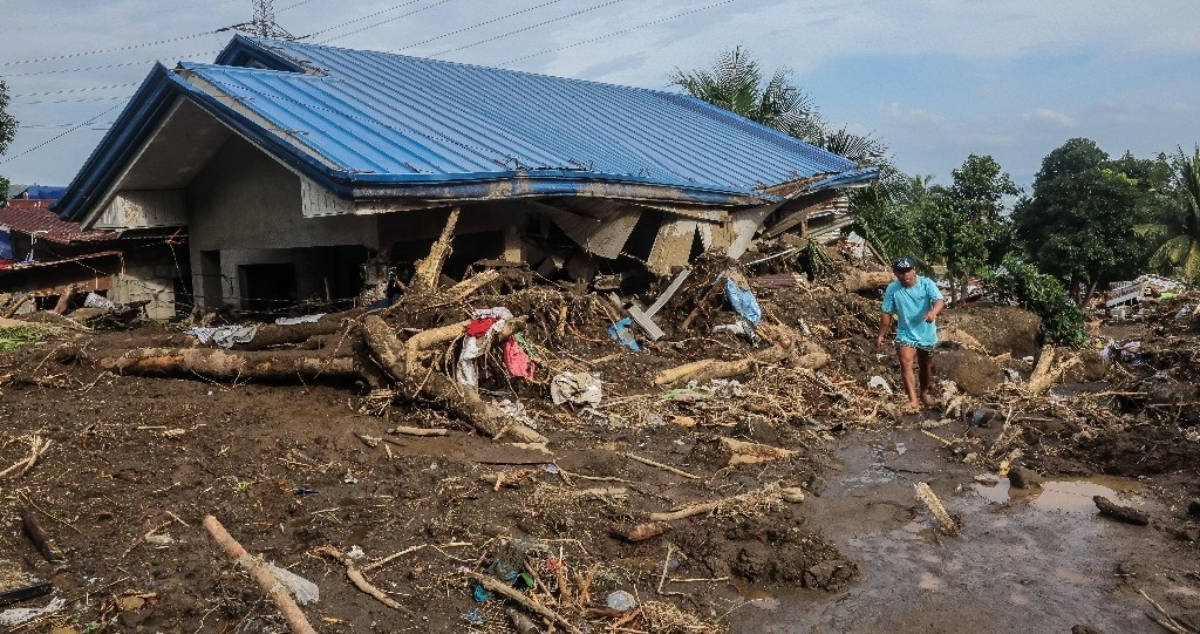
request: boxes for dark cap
[891,256,915,271]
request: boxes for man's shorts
[895,340,936,354]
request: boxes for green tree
[671,46,822,141]
[0,79,16,199]
[671,46,888,168]
[1013,138,1151,303]
[1140,146,1200,284]
[918,155,1020,304]
[985,254,1089,347]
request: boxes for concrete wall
[185,136,380,310]
[110,249,179,320]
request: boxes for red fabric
[466,317,500,338]
[503,337,536,379]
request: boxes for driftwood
[0,435,52,479]
[202,515,317,634]
[611,521,670,543]
[231,312,364,350]
[914,482,958,534]
[97,347,360,380]
[315,546,413,614]
[412,207,460,292]
[3,294,31,318]
[360,315,546,444]
[404,319,470,370]
[1094,496,1149,525]
[19,507,65,564]
[718,437,793,466]
[388,425,449,437]
[54,285,75,315]
[648,484,788,522]
[445,269,500,301]
[843,270,894,293]
[463,570,583,634]
[624,452,701,480]
[652,341,796,387]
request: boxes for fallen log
[404,319,470,370]
[412,207,460,292]
[3,294,31,318]
[652,341,795,387]
[202,515,317,634]
[718,437,793,466]
[1094,496,1149,525]
[445,268,500,302]
[843,270,894,293]
[231,311,365,350]
[97,347,360,380]
[361,316,545,443]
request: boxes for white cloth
[455,307,513,388]
[550,372,603,406]
[188,324,259,348]
[274,313,326,325]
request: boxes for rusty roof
[0,200,117,244]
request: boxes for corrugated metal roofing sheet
[183,37,857,198]
[0,201,117,244]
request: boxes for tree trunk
[97,347,361,380]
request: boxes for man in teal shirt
[875,257,945,412]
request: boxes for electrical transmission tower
[230,0,295,40]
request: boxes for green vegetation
[984,256,1089,348]
[1141,146,1200,284]
[0,325,46,352]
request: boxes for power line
[9,82,141,99]
[1,52,222,78]
[318,0,456,44]
[13,94,130,106]
[299,0,424,41]
[278,0,320,12]
[428,0,627,58]
[498,0,738,66]
[0,32,223,68]
[0,104,122,166]
[392,0,564,52]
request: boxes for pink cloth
[503,337,536,379]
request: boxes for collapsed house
[52,36,875,316]
[0,196,182,318]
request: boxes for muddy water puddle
[973,474,1144,514]
[732,431,1170,633]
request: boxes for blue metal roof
[57,36,875,221]
[15,185,67,200]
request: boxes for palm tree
[670,46,823,144]
[1143,146,1200,284]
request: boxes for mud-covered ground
[1,280,1198,633]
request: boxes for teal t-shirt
[882,276,943,348]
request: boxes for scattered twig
[624,453,701,480]
[462,570,583,634]
[202,515,317,634]
[316,545,414,615]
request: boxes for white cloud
[879,102,947,127]
[1026,108,1077,128]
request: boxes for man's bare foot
[903,401,922,414]
[921,392,937,408]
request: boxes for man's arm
[925,299,945,322]
[876,312,892,349]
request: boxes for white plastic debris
[144,533,175,547]
[346,545,365,560]
[868,375,893,395]
[267,563,320,605]
[188,324,259,348]
[456,307,513,388]
[84,292,116,310]
[275,313,326,325]
[550,372,603,406]
[0,597,66,626]
[343,472,358,485]
[605,590,637,612]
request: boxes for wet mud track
[734,429,1199,633]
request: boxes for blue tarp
[724,278,762,324]
[0,230,12,261]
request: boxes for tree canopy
[1012,138,1152,301]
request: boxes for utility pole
[227,0,295,40]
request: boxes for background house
[52,36,875,316]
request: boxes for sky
[1,0,1199,193]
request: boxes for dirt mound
[937,348,1004,396]
[940,303,1041,358]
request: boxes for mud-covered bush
[985,255,1088,347]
